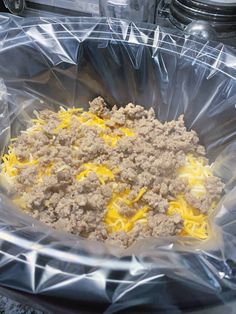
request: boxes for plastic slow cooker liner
[1,14,236,313]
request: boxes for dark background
[0,1,8,12]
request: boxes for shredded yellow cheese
[167,195,209,239]
[167,154,213,239]
[32,107,135,146]
[76,163,115,185]
[76,162,148,233]
[54,107,84,133]
[100,134,119,147]
[100,127,135,147]
[12,196,27,210]
[105,188,148,233]
[178,154,212,198]
[78,112,107,129]
[119,127,135,137]
[2,147,38,177]
[38,163,53,179]
[30,116,47,133]
[77,111,135,146]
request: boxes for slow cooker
[0,13,236,314]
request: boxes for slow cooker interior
[1,17,236,311]
[2,30,236,162]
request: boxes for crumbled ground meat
[4,97,224,248]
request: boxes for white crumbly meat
[9,97,224,247]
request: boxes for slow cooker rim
[1,18,236,82]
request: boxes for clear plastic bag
[1,14,236,313]
[99,0,156,23]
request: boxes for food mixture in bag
[0,97,224,247]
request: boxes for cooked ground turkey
[7,97,223,247]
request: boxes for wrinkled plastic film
[0,15,236,312]
[99,0,156,23]
[0,79,10,155]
